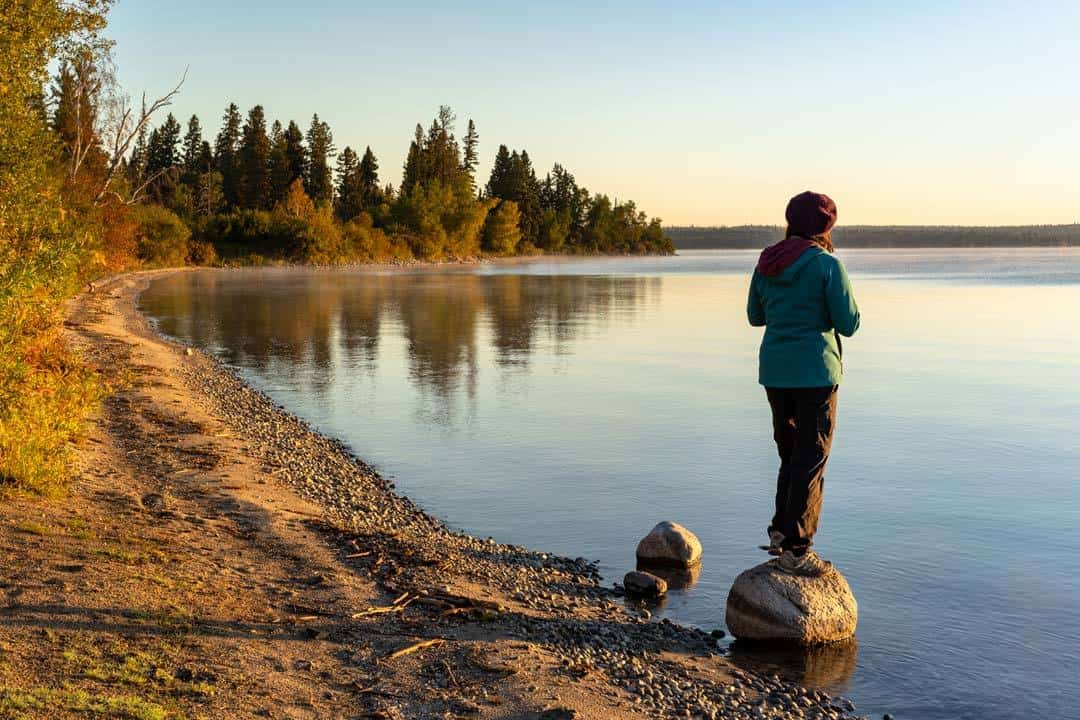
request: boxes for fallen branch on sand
[384,638,444,660]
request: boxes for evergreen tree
[214,103,242,209]
[181,114,203,173]
[485,146,541,246]
[334,146,363,220]
[462,119,479,174]
[304,113,335,205]
[238,105,271,209]
[486,145,513,199]
[401,124,424,193]
[283,120,306,185]
[196,141,213,173]
[50,52,106,183]
[359,146,381,208]
[268,120,291,205]
[145,113,181,176]
[145,113,181,204]
[513,150,542,246]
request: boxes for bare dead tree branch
[95,66,188,205]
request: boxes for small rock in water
[623,571,668,598]
[635,521,702,568]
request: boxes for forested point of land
[125,104,674,264]
[666,225,1080,249]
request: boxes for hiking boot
[758,530,785,556]
[775,550,833,577]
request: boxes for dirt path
[0,270,854,720]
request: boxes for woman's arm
[825,260,860,337]
[747,270,766,327]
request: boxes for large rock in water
[635,521,702,568]
[725,561,857,644]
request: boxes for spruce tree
[181,115,203,173]
[145,113,181,176]
[401,123,424,193]
[334,146,362,220]
[238,105,271,209]
[268,120,291,205]
[145,113,181,203]
[359,146,381,208]
[214,103,243,209]
[462,119,479,174]
[513,150,542,247]
[283,120,306,186]
[486,145,512,199]
[304,113,335,206]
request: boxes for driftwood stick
[351,598,414,619]
[385,638,444,660]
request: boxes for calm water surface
[140,249,1080,719]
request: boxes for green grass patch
[66,517,96,541]
[0,685,172,719]
[13,521,49,536]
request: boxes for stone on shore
[725,560,857,644]
[635,521,702,568]
[623,570,667,598]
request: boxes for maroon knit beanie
[785,191,837,239]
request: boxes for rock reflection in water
[727,639,858,694]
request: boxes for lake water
[139,249,1080,720]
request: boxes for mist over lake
[140,248,1080,720]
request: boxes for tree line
[119,101,673,264]
[667,224,1080,249]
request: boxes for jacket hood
[757,236,824,283]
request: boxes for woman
[746,191,860,577]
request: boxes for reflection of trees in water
[142,270,660,425]
[484,275,661,367]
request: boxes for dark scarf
[757,236,817,277]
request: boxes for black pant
[765,386,839,554]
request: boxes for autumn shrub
[483,200,521,255]
[186,238,218,266]
[133,205,191,267]
[295,207,350,265]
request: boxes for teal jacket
[747,247,860,388]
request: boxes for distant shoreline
[665,224,1080,250]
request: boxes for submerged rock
[636,559,701,590]
[635,521,702,568]
[725,560,857,644]
[623,570,668,598]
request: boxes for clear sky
[107,1,1080,226]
